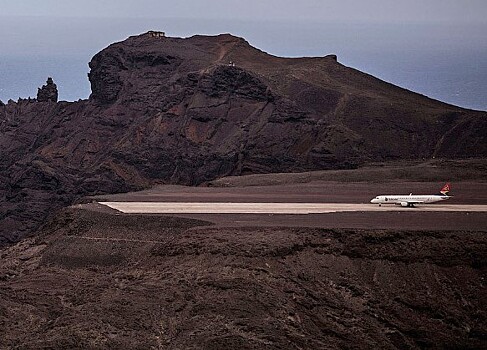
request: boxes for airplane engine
[400,202,409,207]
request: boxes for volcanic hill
[0,31,486,244]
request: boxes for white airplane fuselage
[370,194,450,207]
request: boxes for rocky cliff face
[1,32,486,245]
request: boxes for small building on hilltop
[147,31,165,38]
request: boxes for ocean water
[344,49,487,111]
[0,55,91,102]
[0,17,486,111]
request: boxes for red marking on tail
[440,183,451,195]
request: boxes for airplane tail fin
[440,183,451,196]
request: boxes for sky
[1,0,486,23]
[0,1,486,109]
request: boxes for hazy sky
[1,0,486,57]
[1,0,486,23]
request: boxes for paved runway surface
[100,202,487,214]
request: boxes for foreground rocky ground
[1,204,485,349]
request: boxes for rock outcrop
[36,77,58,102]
[0,32,486,245]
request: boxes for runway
[100,202,487,214]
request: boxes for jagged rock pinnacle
[37,77,58,102]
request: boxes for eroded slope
[0,208,485,348]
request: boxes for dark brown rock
[36,77,58,102]
[0,208,485,348]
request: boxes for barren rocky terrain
[1,32,487,349]
[1,175,486,349]
[0,205,484,349]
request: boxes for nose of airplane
[370,198,378,203]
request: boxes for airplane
[370,183,451,207]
